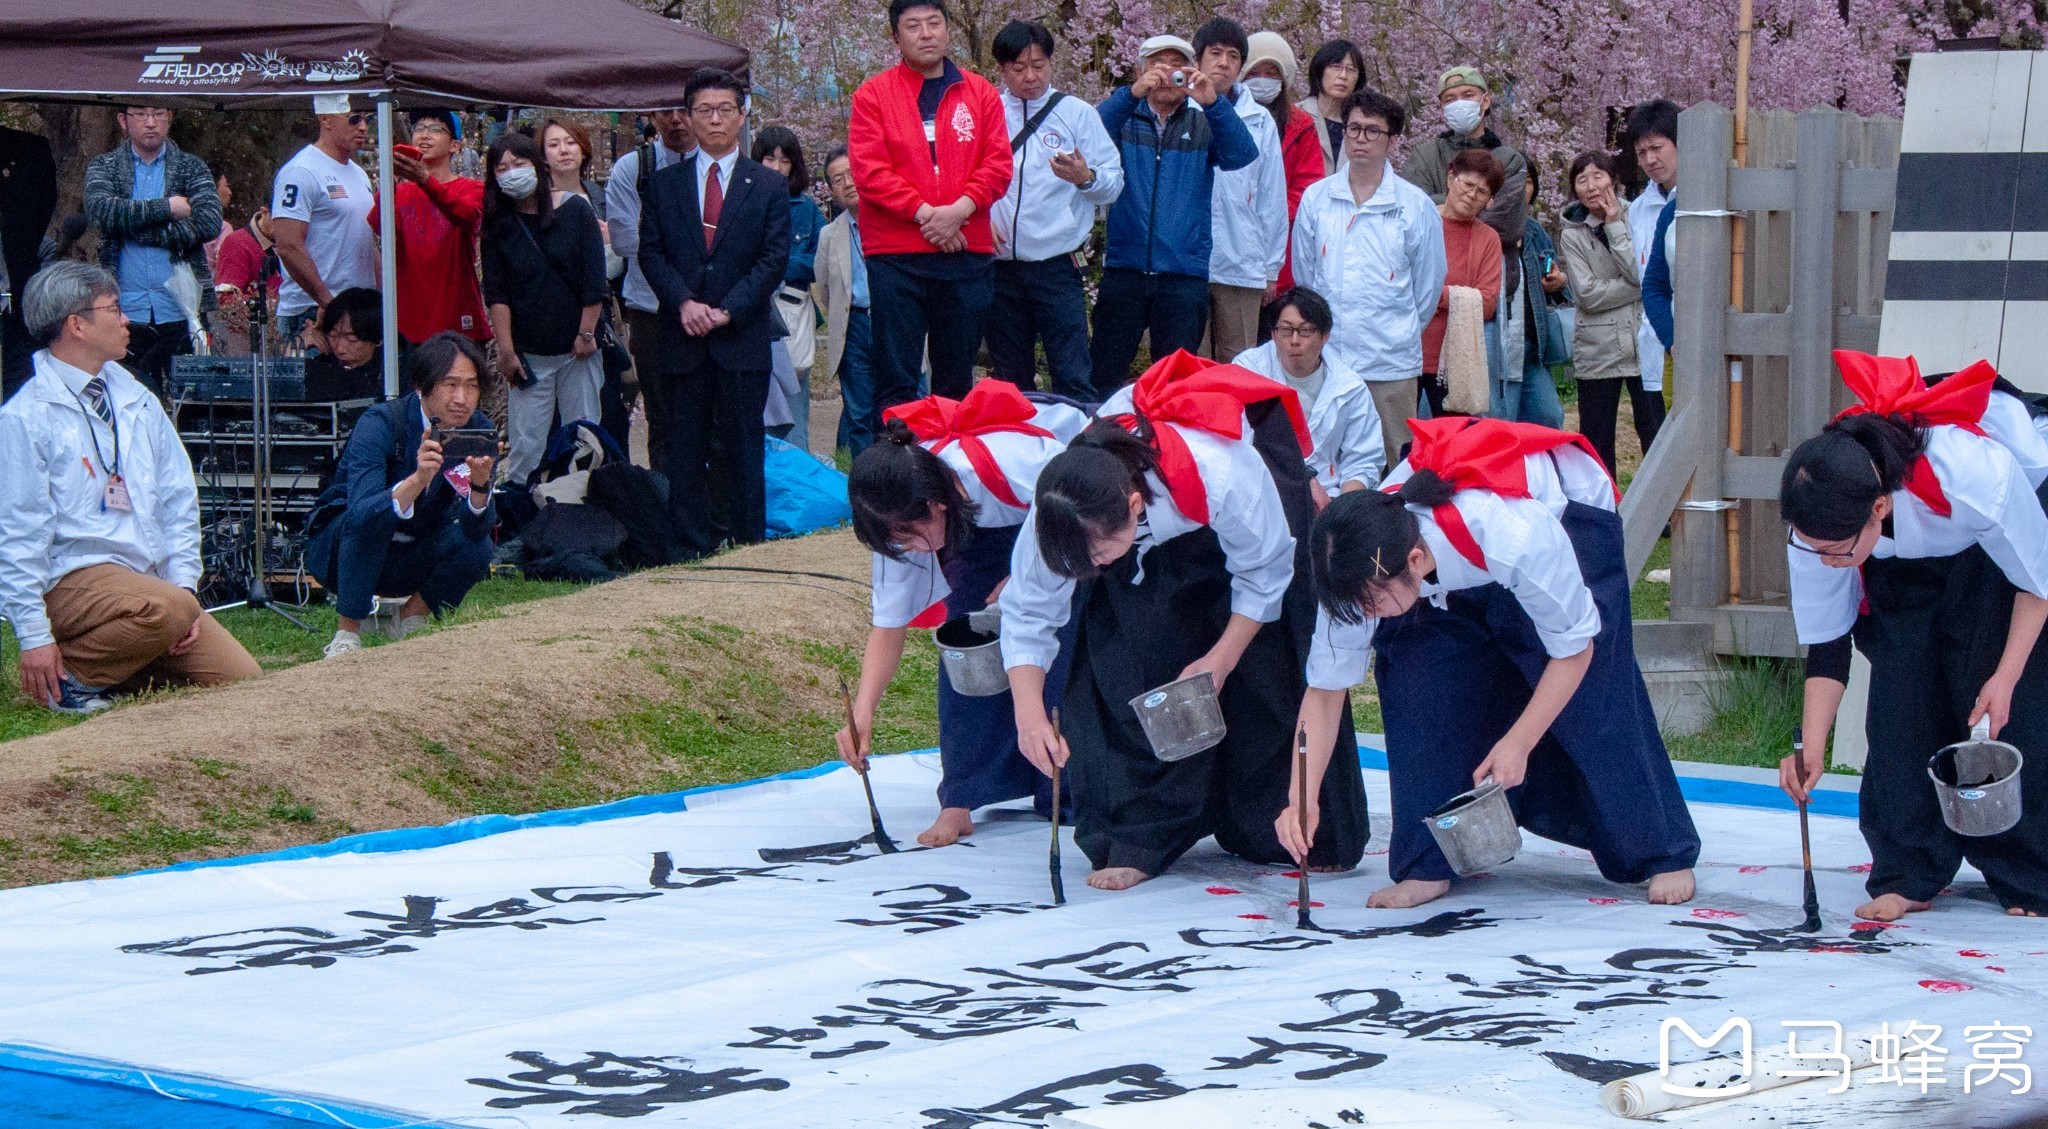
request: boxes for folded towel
[1443,284,1490,415]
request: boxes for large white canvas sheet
[0,753,2042,1127]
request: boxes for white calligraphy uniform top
[1305,447,1615,690]
[1230,340,1384,495]
[1627,180,1669,393]
[1787,423,2048,646]
[998,386,1296,671]
[1980,387,2048,490]
[869,401,1084,630]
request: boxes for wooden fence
[1620,104,1901,657]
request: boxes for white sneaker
[389,615,431,641]
[322,630,363,659]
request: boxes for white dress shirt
[1788,424,2048,645]
[999,404,1295,672]
[1291,164,1448,382]
[1231,340,1384,494]
[0,351,201,650]
[990,87,1124,262]
[606,140,694,314]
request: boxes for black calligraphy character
[840,884,1040,934]
[467,1050,787,1117]
[1207,1037,1388,1080]
[647,851,802,889]
[969,941,1245,994]
[919,1064,1232,1128]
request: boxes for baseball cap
[1139,34,1196,64]
[1438,66,1488,95]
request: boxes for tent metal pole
[376,95,399,399]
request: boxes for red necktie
[702,163,723,250]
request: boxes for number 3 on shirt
[280,184,299,210]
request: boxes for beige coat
[810,211,856,397]
[1297,98,1347,176]
[1557,203,1643,381]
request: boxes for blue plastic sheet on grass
[764,435,850,538]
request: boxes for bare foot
[1087,867,1150,891]
[1367,878,1451,908]
[916,807,974,848]
[1647,869,1696,905]
[1856,892,1933,921]
[2008,906,2043,917]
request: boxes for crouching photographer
[305,331,497,658]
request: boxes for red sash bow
[1830,350,1997,518]
[1393,416,1614,569]
[882,379,1053,510]
[1111,350,1312,524]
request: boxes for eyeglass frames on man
[1344,123,1391,142]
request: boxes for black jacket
[481,195,607,356]
[638,153,791,374]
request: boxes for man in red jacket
[368,110,490,347]
[847,0,1013,409]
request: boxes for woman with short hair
[1557,149,1663,472]
[1421,147,1504,418]
[1298,40,1366,175]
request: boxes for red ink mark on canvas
[1238,913,1269,920]
[1851,921,1905,931]
[1587,897,1620,905]
[1809,945,1860,954]
[1958,949,1993,959]
[1919,979,1972,993]
[1691,908,1744,920]
[1739,866,1768,875]
[1848,862,1873,873]
[1985,966,2006,973]
[1280,871,1303,879]
[1205,886,1241,896]
[1287,900,1325,908]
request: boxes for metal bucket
[1425,777,1522,875]
[1927,719,2024,838]
[1128,673,1227,762]
[935,610,1010,698]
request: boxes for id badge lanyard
[69,388,126,513]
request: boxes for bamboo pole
[1727,0,1754,604]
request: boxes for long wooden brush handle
[839,674,864,774]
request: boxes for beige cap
[1138,34,1196,65]
[1245,31,1298,90]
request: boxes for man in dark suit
[638,68,792,556]
[304,332,498,659]
[1,126,59,400]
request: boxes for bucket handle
[1971,716,1991,742]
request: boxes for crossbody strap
[1010,91,1067,153]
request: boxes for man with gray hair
[0,262,259,715]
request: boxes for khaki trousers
[1365,378,1421,473]
[42,564,261,692]
[1205,283,1265,363]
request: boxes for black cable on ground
[680,564,871,588]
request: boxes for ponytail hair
[1310,481,1440,624]
[1031,417,1161,579]
[1779,412,1922,542]
[849,417,980,561]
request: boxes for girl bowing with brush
[1278,416,1701,908]
[837,380,1088,847]
[1778,351,2048,920]
[1000,350,1371,891]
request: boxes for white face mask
[498,166,539,200]
[1244,76,1283,104]
[1443,98,1484,134]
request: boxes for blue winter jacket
[1643,194,1676,349]
[1098,87,1258,279]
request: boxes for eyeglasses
[122,109,172,122]
[691,103,741,120]
[1324,62,1361,77]
[1786,526,1864,561]
[1344,124,1391,142]
[76,301,124,319]
[1271,325,1323,341]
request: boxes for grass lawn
[0,575,585,745]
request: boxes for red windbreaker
[847,61,1014,257]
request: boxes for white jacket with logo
[990,87,1124,263]
[1207,86,1289,290]
[0,351,201,650]
[1291,164,1448,382]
